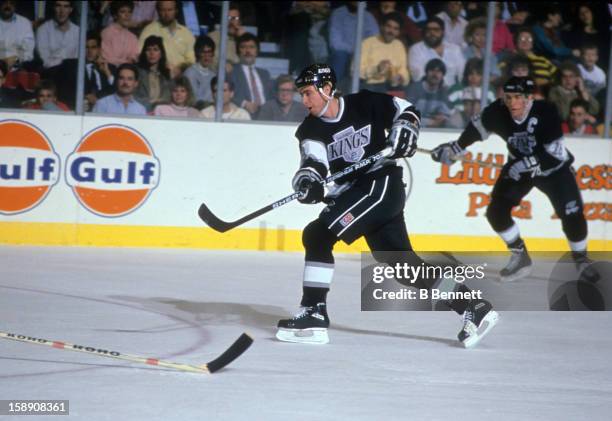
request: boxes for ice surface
[1,246,611,420]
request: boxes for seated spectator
[370,1,421,47]
[405,58,453,128]
[127,0,157,34]
[24,79,70,111]
[561,99,596,135]
[93,63,146,115]
[436,1,467,48]
[328,1,379,86]
[511,27,557,92]
[36,1,79,69]
[138,0,195,75]
[448,57,495,126]
[102,0,158,35]
[408,16,465,87]
[257,74,307,122]
[505,53,532,78]
[134,35,171,112]
[84,31,116,112]
[504,3,530,35]
[548,61,599,121]
[532,6,577,63]
[577,44,606,97]
[492,2,515,58]
[462,17,500,82]
[208,2,244,70]
[285,1,331,74]
[501,53,544,99]
[153,76,199,117]
[229,33,272,118]
[563,4,606,56]
[101,1,140,67]
[0,59,20,108]
[200,76,250,120]
[0,0,35,69]
[359,12,410,93]
[183,35,216,108]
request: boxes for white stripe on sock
[303,262,334,286]
[568,238,588,252]
[498,223,520,245]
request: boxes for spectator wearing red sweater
[25,80,70,111]
[492,2,514,58]
[561,99,596,135]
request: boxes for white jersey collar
[320,97,344,123]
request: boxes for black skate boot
[572,252,600,283]
[500,246,532,282]
[458,299,499,348]
[276,303,330,344]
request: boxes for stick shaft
[416,147,503,169]
[0,331,223,374]
[199,148,392,232]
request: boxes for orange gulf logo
[0,120,60,215]
[66,125,160,217]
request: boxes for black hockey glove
[387,118,419,159]
[292,168,324,204]
[507,155,541,181]
[431,140,465,165]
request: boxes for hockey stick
[199,148,393,233]
[0,330,253,374]
[416,147,503,169]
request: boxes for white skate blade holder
[276,328,330,345]
[461,310,499,349]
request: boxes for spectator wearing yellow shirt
[138,1,195,75]
[359,12,409,93]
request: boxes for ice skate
[499,247,532,282]
[458,300,499,349]
[276,303,330,344]
[572,252,600,283]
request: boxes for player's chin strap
[316,87,336,118]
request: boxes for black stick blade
[198,203,233,232]
[204,333,254,373]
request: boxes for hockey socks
[499,238,533,282]
[300,286,329,307]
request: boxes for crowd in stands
[0,0,610,135]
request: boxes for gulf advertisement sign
[0,120,60,215]
[65,125,160,217]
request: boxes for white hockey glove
[431,140,465,165]
[292,167,324,204]
[507,156,541,181]
[387,119,419,159]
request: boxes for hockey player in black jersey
[276,64,498,348]
[432,76,591,282]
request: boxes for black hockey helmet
[503,76,535,95]
[295,64,337,95]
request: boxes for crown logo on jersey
[328,125,372,163]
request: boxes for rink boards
[0,111,609,251]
